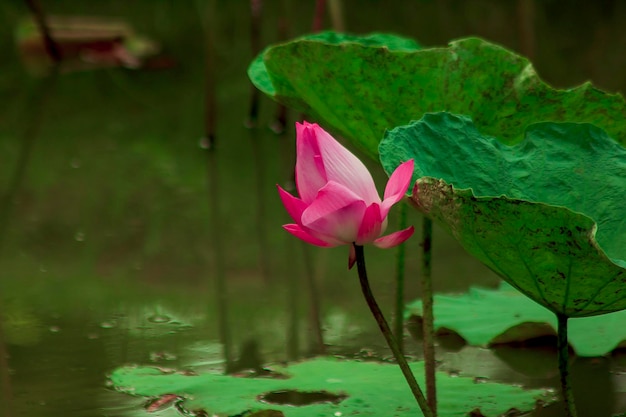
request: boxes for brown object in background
[17,15,160,75]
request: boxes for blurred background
[1,1,626,416]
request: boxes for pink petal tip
[283,224,333,247]
[373,226,415,249]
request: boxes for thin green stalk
[394,203,408,353]
[0,69,57,257]
[250,131,271,283]
[270,0,290,134]
[247,0,271,283]
[285,238,299,360]
[201,0,233,372]
[302,243,326,354]
[246,0,262,127]
[353,244,434,417]
[207,148,234,373]
[516,0,535,60]
[557,313,578,417]
[0,309,15,417]
[421,217,437,415]
[328,0,345,31]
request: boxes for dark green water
[2,1,626,416]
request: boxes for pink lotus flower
[278,122,415,268]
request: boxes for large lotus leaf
[407,282,626,356]
[248,32,626,159]
[379,112,626,317]
[248,31,421,99]
[110,357,553,416]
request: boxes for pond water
[2,1,626,416]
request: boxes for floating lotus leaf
[110,357,553,416]
[407,282,626,356]
[379,112,626,317]
[249,32,626,159]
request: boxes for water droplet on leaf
[198,137,211,149]
[147,314,171,324]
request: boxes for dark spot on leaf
[258,390,348,406]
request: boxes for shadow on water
[2,1,626,416]
[258,389,348,406]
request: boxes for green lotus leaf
[110,357,554,416]
[379,112,626,317]
[248,31,421,98]
[407,282,626,356]
[248,33,626,159]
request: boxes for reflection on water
[1,1,626,416]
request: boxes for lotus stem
[557,313,578,417]
[202,0,233,372]
[246,0,262,127]
[24,0,62,62]
[270,0,290,135]
[312,0,326,32]
[250,132,271,283]
[0,69,58,257]
[516,0,535,60]
[353,243,435,417]
[286,240,299,360]
[201,0,217,149]
[421,217,437,415]
[207,149,234,372]
[328,0,345,32]
[0,309,15,417]
[302,244,326,354]
[394,203,408,353]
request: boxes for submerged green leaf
[379,112,626,317]
[249,33,626,159]
[407,282,626,356]
[110,357,553,416]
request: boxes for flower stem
[421,217,437,415]
[353,244,435,417]
[557,313,578,417]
